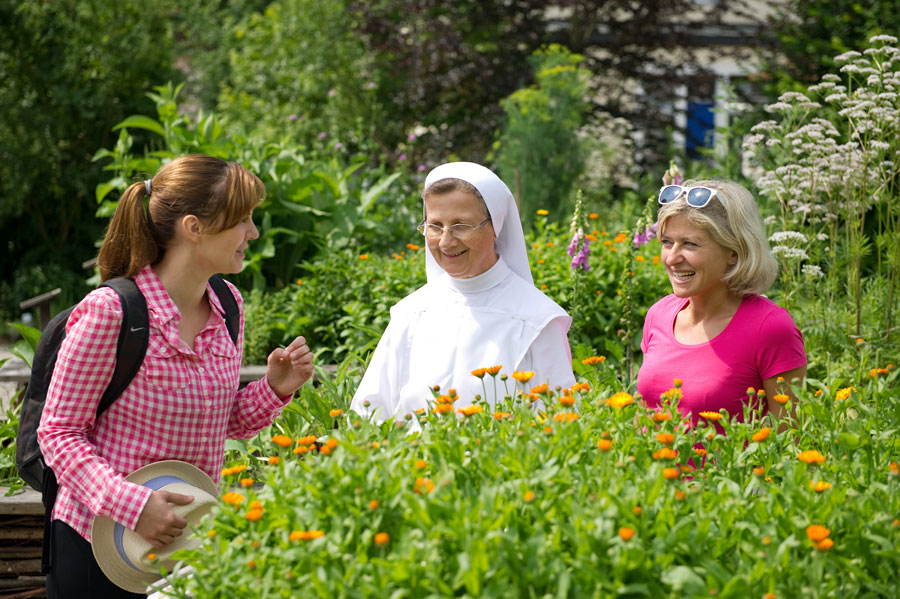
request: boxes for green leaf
[113,115,166,137]
[360,172,402,213]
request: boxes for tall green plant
[496,44,592,226]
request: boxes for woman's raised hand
[266,336,314,398]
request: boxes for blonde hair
[97,154,265,281]
[657,179,777,296]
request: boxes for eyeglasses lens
[687,188,712,207]
[659,186,683,204]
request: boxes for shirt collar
[135,265,226,331]
[441,256,510,294]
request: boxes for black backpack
[14,275,239,573]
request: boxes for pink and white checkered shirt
[38,265,288,542]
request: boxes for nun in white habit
[350,162,575,427]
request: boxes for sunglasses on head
[658,185,718,208]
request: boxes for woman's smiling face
[423,189,497,279]
[659,214,737,300]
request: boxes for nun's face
[423,189,498,279]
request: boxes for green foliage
[167,357,899,598]
[496,45,593,226]
[94,84,419,291]
[0,0,179,322]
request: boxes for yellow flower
[221,464,247,476]
[374,532,390,546]
[773,394,789,404]
[835,387,856,401]
[553,412,579,422]
[698,411,723,421]
[271,434,292,448]
[810,480,832,492]
[222,492,245,506]
[805,524,830,541]
[329,408,343,417]
[512,371,536,382]
[618,527,635,541]
[536,209,549,215]
[458,405,484,416]
[290,530,324,541]
[559,395,575,407]
[581,356,606,365]
[433,404,453,414]
[693,448,707,457]
[524,490,535,502]
[606,392,635,409]
[471,368,487,378]
[653,412,672,422]
[752,427,771,442]
[597,439,613,451]
[530,383,550,394]
[798,450,826,464]
[485,365,503,375]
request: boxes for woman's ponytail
[96,181,159,281]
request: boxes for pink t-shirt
[637,294,806,427]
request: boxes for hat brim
[92,460,217,593]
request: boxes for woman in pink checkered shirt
[37,154,314,598]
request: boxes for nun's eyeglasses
[417,218,492,241]
[658,185,718,208]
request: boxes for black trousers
[46,520,146,599]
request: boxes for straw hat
[92,460,218,593]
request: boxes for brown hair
[423,178,490,219]
[97,154,265,281]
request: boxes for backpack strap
[96,278,149,416]
[209,275,239,346]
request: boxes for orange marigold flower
[694,448,707,457]
[414,477,435,494]
[816,538,834,551]
[618,527,635,541]
[240,478,254,487]
[221,464,247,476]
[614,233,627,243]
[268,456,280,465]
[293,446,308,454]
[245,508,263,522]
[806,524,830,542]
[329,409,343,418]
[635,255,646,262]
[752,427,771,442]
[222,492,245,506]
[559,395,575,407]
[290,530,324,541]
[606,392,635,409]
[890,461,899,474]
[359,254,369,260]
[272,434,293,448]
[571,382,591,392]
[674,490,686,500]
[589,213,599,219]
[485,365,502,375]
[672,378,683,388]
[553,412,579,422]
[512,371,535,382]
[765,593,775,599]
[406,243,420,250]
[814,389,823,397]
[655,433,675,445]
[433,403,453,414]
[773,394,789,404]
[597,439,613,451]
[493,411,512,420]
[652,256,660,265]
[698,411,723,421]
[374,532,390,546]
[653,448,677,460]
[536,209,549,216]
[798,450,826,464]
[654,412,672,422]
[856,337,864,344]
[530,383,550,395]
[543,426,554,435]
[297,435,317,445]
[753,466,765,476]
[662,467,680,480]
[835,387,856,402]
[147,553,157,561]
[368,499,379,510]
[585,234,598,242]
[414,459,427,470]
[471,368,487,378]
[524,490,535,502]
[810,480,832,492]
[322,438,337,451]
[633,506,642,515]
[582,356,606,365]
[458,405,483,416]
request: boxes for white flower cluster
[769,231,807,245]
[802,264,824,278]
[772,246,810,260]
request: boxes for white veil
[422,162,533,285]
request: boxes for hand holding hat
[92,460,218,593]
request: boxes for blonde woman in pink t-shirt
[38,155,314,598]
[636,180,806,432]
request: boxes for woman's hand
[266,336,314,398]
[134,490,193,548]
